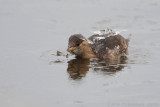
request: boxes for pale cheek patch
[72,48,80,55]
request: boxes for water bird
[67,29,129,60]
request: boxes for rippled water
[1,0,160,107]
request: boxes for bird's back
[88,29,129,59]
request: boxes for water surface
[0,0,160,107]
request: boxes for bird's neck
[79,40,96,59]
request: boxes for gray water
[1,0,160,107]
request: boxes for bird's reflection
[90,56,127,75]
[67,58,90,80]
[67,56,128,80]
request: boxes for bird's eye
[76,44,80,46]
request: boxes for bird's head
[67,34,86,56]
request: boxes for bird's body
[67,29,129,60]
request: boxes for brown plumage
[67,30,129,60]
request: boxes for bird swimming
[67,29,129,60]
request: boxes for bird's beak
[67,47,76,52]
